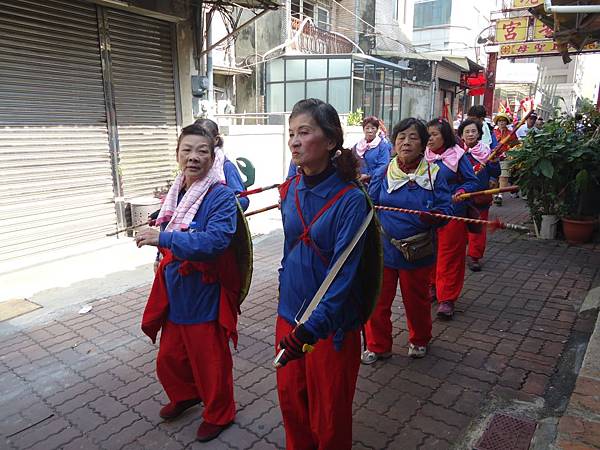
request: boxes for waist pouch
[390,231,434,263]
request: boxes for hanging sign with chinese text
[512,0,542,9]
[533,19,553,40]
[499,40,600,57]
[495,18,529,43]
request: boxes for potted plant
[558,102,600,244]
[511,121,563,239]
[512,100,600,243]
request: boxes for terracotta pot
[561,217,596,244]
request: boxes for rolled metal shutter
[0,0,117,262]
[106,9,179,200]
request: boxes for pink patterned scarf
[156,149,226,232]
[355,134,382,158]
[465,141,491,164]
[424,144,465,173]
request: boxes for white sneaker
[361,350,392,365]
[408,343,427,359]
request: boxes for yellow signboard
[512,0,543,9]
[533,19,553,40]
[495,18,529,43]
[499,40,600,58]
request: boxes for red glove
[419,210,443,225]
[452,189,466,203]
[276,324,316,368]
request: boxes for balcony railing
[290,17,354,54]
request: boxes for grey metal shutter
[0,0,117,262]
[106,9,179,200]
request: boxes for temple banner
[499,40,600,57]
[533,19,554,40]
[495,18,529,43]
[512,0,542,9]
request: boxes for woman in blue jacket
[135,124,239,443]
[425,118,480,320]
[275,99,370,450]
[458,119,501,272]
[353,116,391,184]
[362,118,453,363]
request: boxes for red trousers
[275,316,360,450]
[467,208,489,260]
[157,320,235,425]
[365,265,433,351]
[434,219,468,303]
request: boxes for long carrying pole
[456,186,519,201]
[475,110,533,175]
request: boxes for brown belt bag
[390,231,434,263]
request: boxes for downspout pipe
[544,0,600,13]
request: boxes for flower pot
[539,215,558,240]
[561,217,596,244]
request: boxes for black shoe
[467,257,482,272]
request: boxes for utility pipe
[544,0,600,13]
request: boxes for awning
[530,1,600,63]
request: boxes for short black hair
[458,118,483,140]
[426,118,457,149]
[177,123,215,157]
[391,118,429,149]
[467,105,487,119]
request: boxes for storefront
[265,54,408,127]
[0,0,182,262]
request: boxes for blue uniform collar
[296,171,346,198]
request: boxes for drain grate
[474,413,537,450]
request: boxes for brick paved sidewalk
[1,197,599,450]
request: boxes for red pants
[365,265,433,351]
[157,320,235,425]
[434,219,468,303]
[275,316,360,450]
[467,208,489,260]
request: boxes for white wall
[218,123,364,209]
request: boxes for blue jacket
[354,140,391,178]
[158,184,238,324]
[369,162,453,270]
[278,173,369,341]
[465,151,501,211]
[224,159,249,211]
[433,155,479,217]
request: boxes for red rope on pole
[237,183,280,198]
[244,204,279,217]
[373,205,530,232]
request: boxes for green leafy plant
[347,108,364,126]
[512,99,600,222]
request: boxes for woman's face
[394,125,423,166]
[461,123,480,147]
[288,113,335,174]
[497,118,508,130]
[177,134,214,185]
[363,123,378,142]
[427,126,444,150]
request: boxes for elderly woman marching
[492,112,518,206]
[362,118,453,363]
[136,123,247,443]
[353,116,391,184]
[426,118,479,320]
[275,99,379,450]
[459,119,501,272]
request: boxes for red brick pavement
[1,197,599,449]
